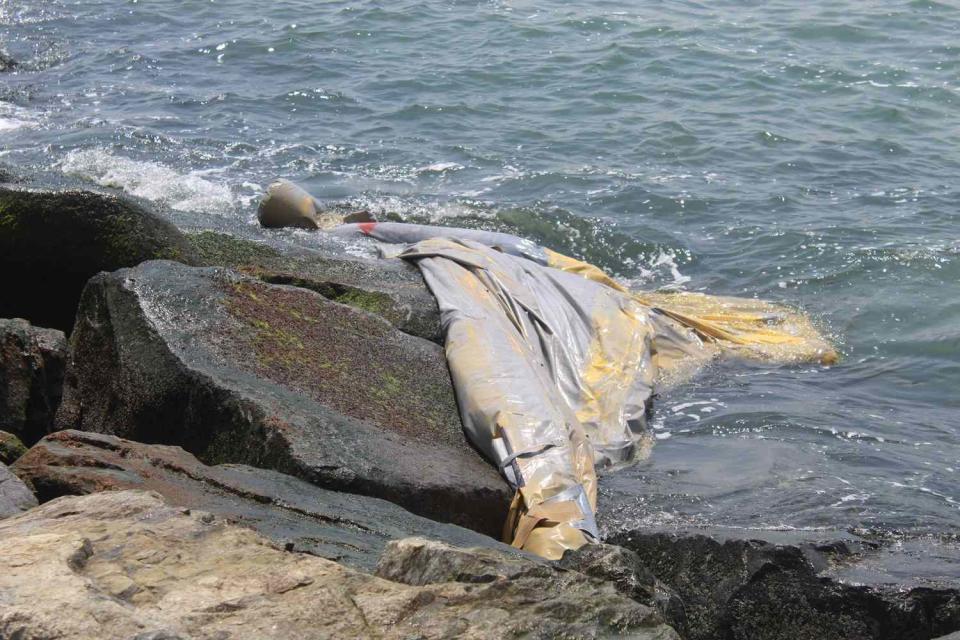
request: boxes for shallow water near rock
[1,0,958,580]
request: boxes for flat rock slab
[14,430,513,570]
[0,318,66,445]
[0,462,36,519]
[0,490,678,640]
[56,260,510,535]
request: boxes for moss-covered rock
[0,188,199,331]
[188,230,442,343]
[0,431,27,465]
[56,260,510,535]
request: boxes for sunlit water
[2,1,958,557]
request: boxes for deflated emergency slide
[327,220,836,559]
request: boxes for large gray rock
[0,462,36,518]
[609,529,960,640]
[0,490,678,640]
[376,537,679,639]
[56,260,510,535]
[0,318,66,445]
[558,543,687,635]
[13,429,512,570]
[0,188,199,331]
[188,230,443,343]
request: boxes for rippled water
[2,1,958,545]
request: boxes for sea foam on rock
[13,429,512,570]
[0,490,679,640]
[55,260,510,535]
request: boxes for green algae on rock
[188,230,442,343]
[0,431,27,465]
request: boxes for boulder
[0,430,27,464]
[0,318,66,445]
[13,430,513,570]
[376,537,678,639]
[189,230,442,342]
[0,490,679,640]
[558,542,687,635]
[0,462,36,518]
[56,260,510,535]
[0,187,199,331]
[609,529,960,640]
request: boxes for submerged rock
[0,490,678,640]
[0,318,66,445]
[189,230,442,342]
[13,430,513,570]
[56,260,510,535]
[0,188,199,331]
[0,50,16,72]
[610,529,960,640]
[0,462,36,519]
[0,430,28,465]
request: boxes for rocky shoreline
[1,173,958,639]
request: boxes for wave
[59,148,237,215]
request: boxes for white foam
[418,161,464,173]
[60,148,236,215]
[0,102,38,133]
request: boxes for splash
[60,148,237,215]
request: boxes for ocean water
[2,1,958,555]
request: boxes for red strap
[358,222,377,236]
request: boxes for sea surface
[2,0,958,574]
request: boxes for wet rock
[56,260,510,535]
[376,537,680,639]
[0,462,36,518]
[609,529,960,640]
[0,490,679,640]
[558,542,687,635]
[0,188,199,331]
[189,230,442,342]
[13,430,514,570]
[0,318,67,445]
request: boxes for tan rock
[0,490,678,640]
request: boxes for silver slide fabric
[335,221,659,559]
